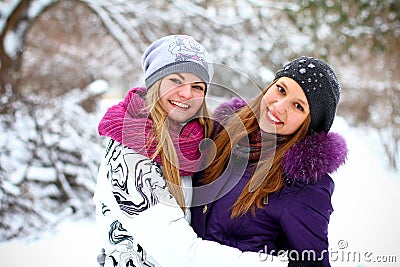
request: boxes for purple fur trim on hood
[283,132,347,183]
[213,97,248,122]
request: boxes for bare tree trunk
[0,0,30,113]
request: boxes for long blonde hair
[203,82,311,217]
[146,79,212,212]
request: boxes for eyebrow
[193,81,206,86]
[176,73,185,80]
[280,80,309,108]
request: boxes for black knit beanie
[274,56,341,133]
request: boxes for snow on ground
[0,115,399,267]
[328,117,400,266]
[0,217,102,267]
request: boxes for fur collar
[213,97,348,183]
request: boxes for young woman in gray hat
[98,56,348,267]
[94,34,214,267]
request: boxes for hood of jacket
[213,97,348,184]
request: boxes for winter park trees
[0,0,399,240]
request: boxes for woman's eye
[277,85,286,94]
[169,78,181,84]
[294,103,304,112]
[193,84,205,91]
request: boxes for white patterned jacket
[93,139,192,267]
[94,139,285,267]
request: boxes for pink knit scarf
[98,87,204,176]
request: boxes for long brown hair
[203,82,310,217]
[146,79,212,212]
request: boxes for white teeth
[267,110,281,123]
[170,100,189,109]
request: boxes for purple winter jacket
[191,98,348,267]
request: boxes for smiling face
[259,77,310,135]
[158,72,206,123]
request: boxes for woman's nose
[177,83,193,99]
[272,99,287,114]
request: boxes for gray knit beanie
[274,56,341,133]
[141,35,214,90]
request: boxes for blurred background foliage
[0,0,399,239]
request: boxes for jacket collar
[213,97,348,184]
[282,131,347,183]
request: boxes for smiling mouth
[267,109,282,124]
[170,100,189,109]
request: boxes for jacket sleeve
[279,182,333,266]
[93,140,173,218]
[118,202,287,267]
